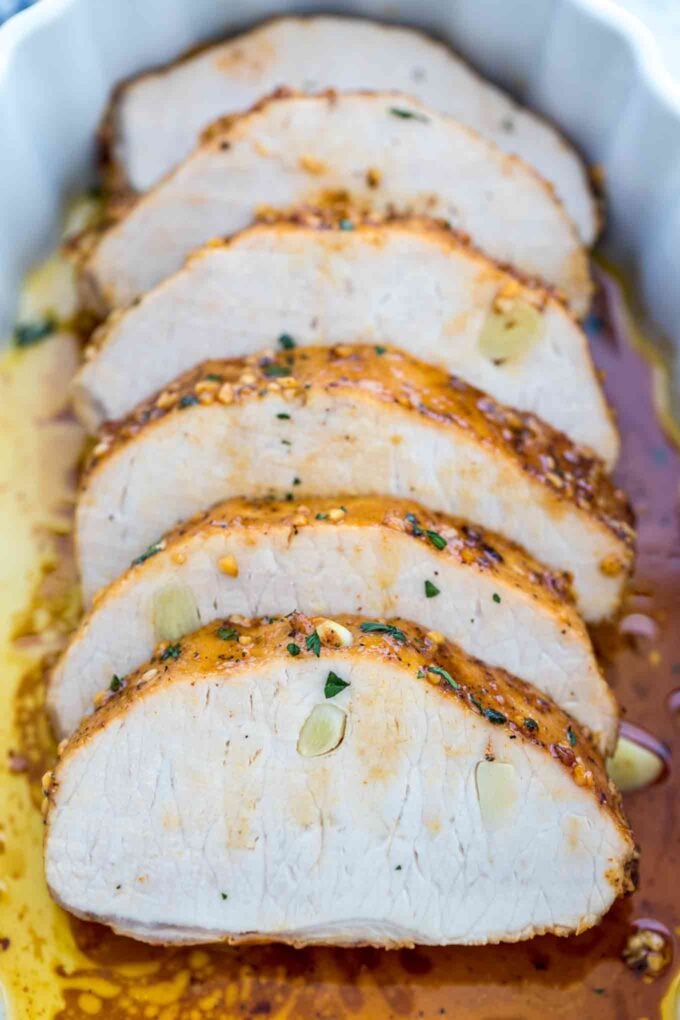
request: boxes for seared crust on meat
[47,612,637,906]
[88,345,633,549]
[75,216,617,465]
[77,90,592,314]
[98,14,598,243]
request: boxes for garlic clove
[152,583,200,643]
[475,760,519,829]
[607,735,665,793]
[478,297,544,364]
[316,618,353,648]
[297,703,347,758]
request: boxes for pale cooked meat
[81,91,592,315]
[51,494,616,750]
[44,614,636,947]
[76,346,634,622]
[104,15,597,243]
[74,218,616,464]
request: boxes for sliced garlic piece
[478,298,544,363]
[316,618,353,648]
[475,760,519,829]
[152,583,200,643]
[297,703,347,758]
[607,735,664,793]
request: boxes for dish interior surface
[0,260,678,1019]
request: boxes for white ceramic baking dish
[0,3,678,1017]
[0,0,679,382]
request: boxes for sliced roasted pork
[75,218,616,463]
[52,495,616,749]
[76,346,634,621]
[82,91,592,315]
[104,15,597,243]
[44,614,636,947]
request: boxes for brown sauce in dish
[6,267,680,1019]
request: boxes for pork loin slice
[104,15,597,244]
[82,91,592,315]
[52,495,616,749]
[77,346,634,621]
[75,218,616,463]
[44,614,636,947]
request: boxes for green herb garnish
[109,675,124,692]
[221,892,228,901]
[278,333,296,350]
[374,345,387,355]
[425,530,447,550]
[359,622,406,642]
[13,315,57,348]
[389,106,429,123]
[484,708,507,725]
[567,725,577,747]
[492,593,501,604]
[324,671,350,698]
[277,412,291,420]
[262,362,290,378]
[205,373,223,382]
[424,580,440,598]
[338,218,354,230]
[216,627,238,641]
[523,717,538,732]
[132,541,163,566]
[315,512,328,520]
[306,630,321,657]
[287,642,301,657]
[178,394,199,409]
[427,665,459,690]
[160,643,181,661]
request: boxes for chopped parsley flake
[424,580,440,598]
[425,529,447,551]
[178,393,200,409]
[287,642,301,657]
[132,541,163,566]
[276,412,291,420]
[109,675,124,692]
[359,622,406,642]
[278,333,296,350]
[395,865,402,871]
[470,694,484,713]
[374,345,387,355]
[389,106,429,123]
[567,725,577,747]
[216,627,238,641]
[13,315,57,348]
[160,643,181,661]
[315,512,328,520]
[492,593,501,604]
[205,373,223,382]
[523,717,538,732]
[262,362,290,377]
[293,477,301,485]
[484,708,507,725]
[324,671,350,698]
[427,665,459,690]
[338,218,354,230]
[306,630,321,657]
[221,892,228,900]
